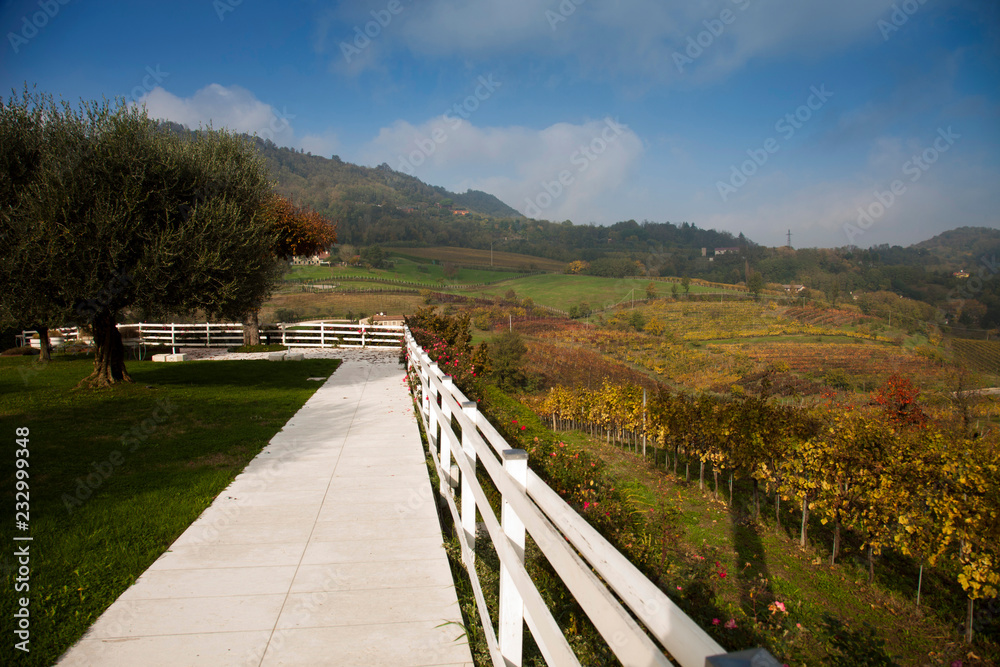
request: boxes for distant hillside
[913,226,1000,270]
[255,140,519,218]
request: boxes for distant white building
[291,251,331,266]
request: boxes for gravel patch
[177,346,401,364]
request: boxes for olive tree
[0,89,283,386]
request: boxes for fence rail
[117,322,404,350]
[23,322,405,352]
[404,330,777,667]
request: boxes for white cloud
[138,84,338,154]
[359,115,644,223]
[320,0,904,84]
[699,150,995,249]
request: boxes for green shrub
[1,346,39,356]
[824,368,853,390]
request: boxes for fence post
[439,375,456,486]
[362,323,367,348]
[170,323,176,354]
[424,364,444,448]
[500,449,528,666]
[460,400,479,560]
[281,326,287,347]
[321,322,326,348]
[206,322,211,347]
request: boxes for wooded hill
[157,123,999,329]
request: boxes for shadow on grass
[126,358,342,390]
[819,613,899,666]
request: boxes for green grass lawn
[470,274,720,311]
[0,354,341,666]
[285,265,332,280]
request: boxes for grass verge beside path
[0,355,341,666]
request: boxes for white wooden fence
[115,322,404,350]
[404,330,778,667]
[20,322,404,354]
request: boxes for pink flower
[676,586,683,590]
[583,502,590,509]
[520,426,526,430]
[775,601,786,613]
[712,618,720,625]
[724,619,737,630]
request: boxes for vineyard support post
[916,563,923,606]
[642,389,647,458]
[800,496,809,547]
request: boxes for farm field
[635,301,880,342]
[471,274,721,312]
[262,290,426,322]
[286,257,524,286]
[952,339,1000,375]
[384,245,567,272]
[508,300,980,398]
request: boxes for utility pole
[786,229,792,248]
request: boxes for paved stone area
[58,350,472,666]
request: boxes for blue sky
[2,0,998,248]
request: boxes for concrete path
[58,352,473,667]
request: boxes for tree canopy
[0,89,306,386]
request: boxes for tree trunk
[966,597,975,644]
[916,563,923,606]
[699,460,704,491]
[753,478,760,521]
[79,310,131,388]
[243,309,260,346]
[868,544,875,583]
[775,493,781,529]
[37,326,51,362]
